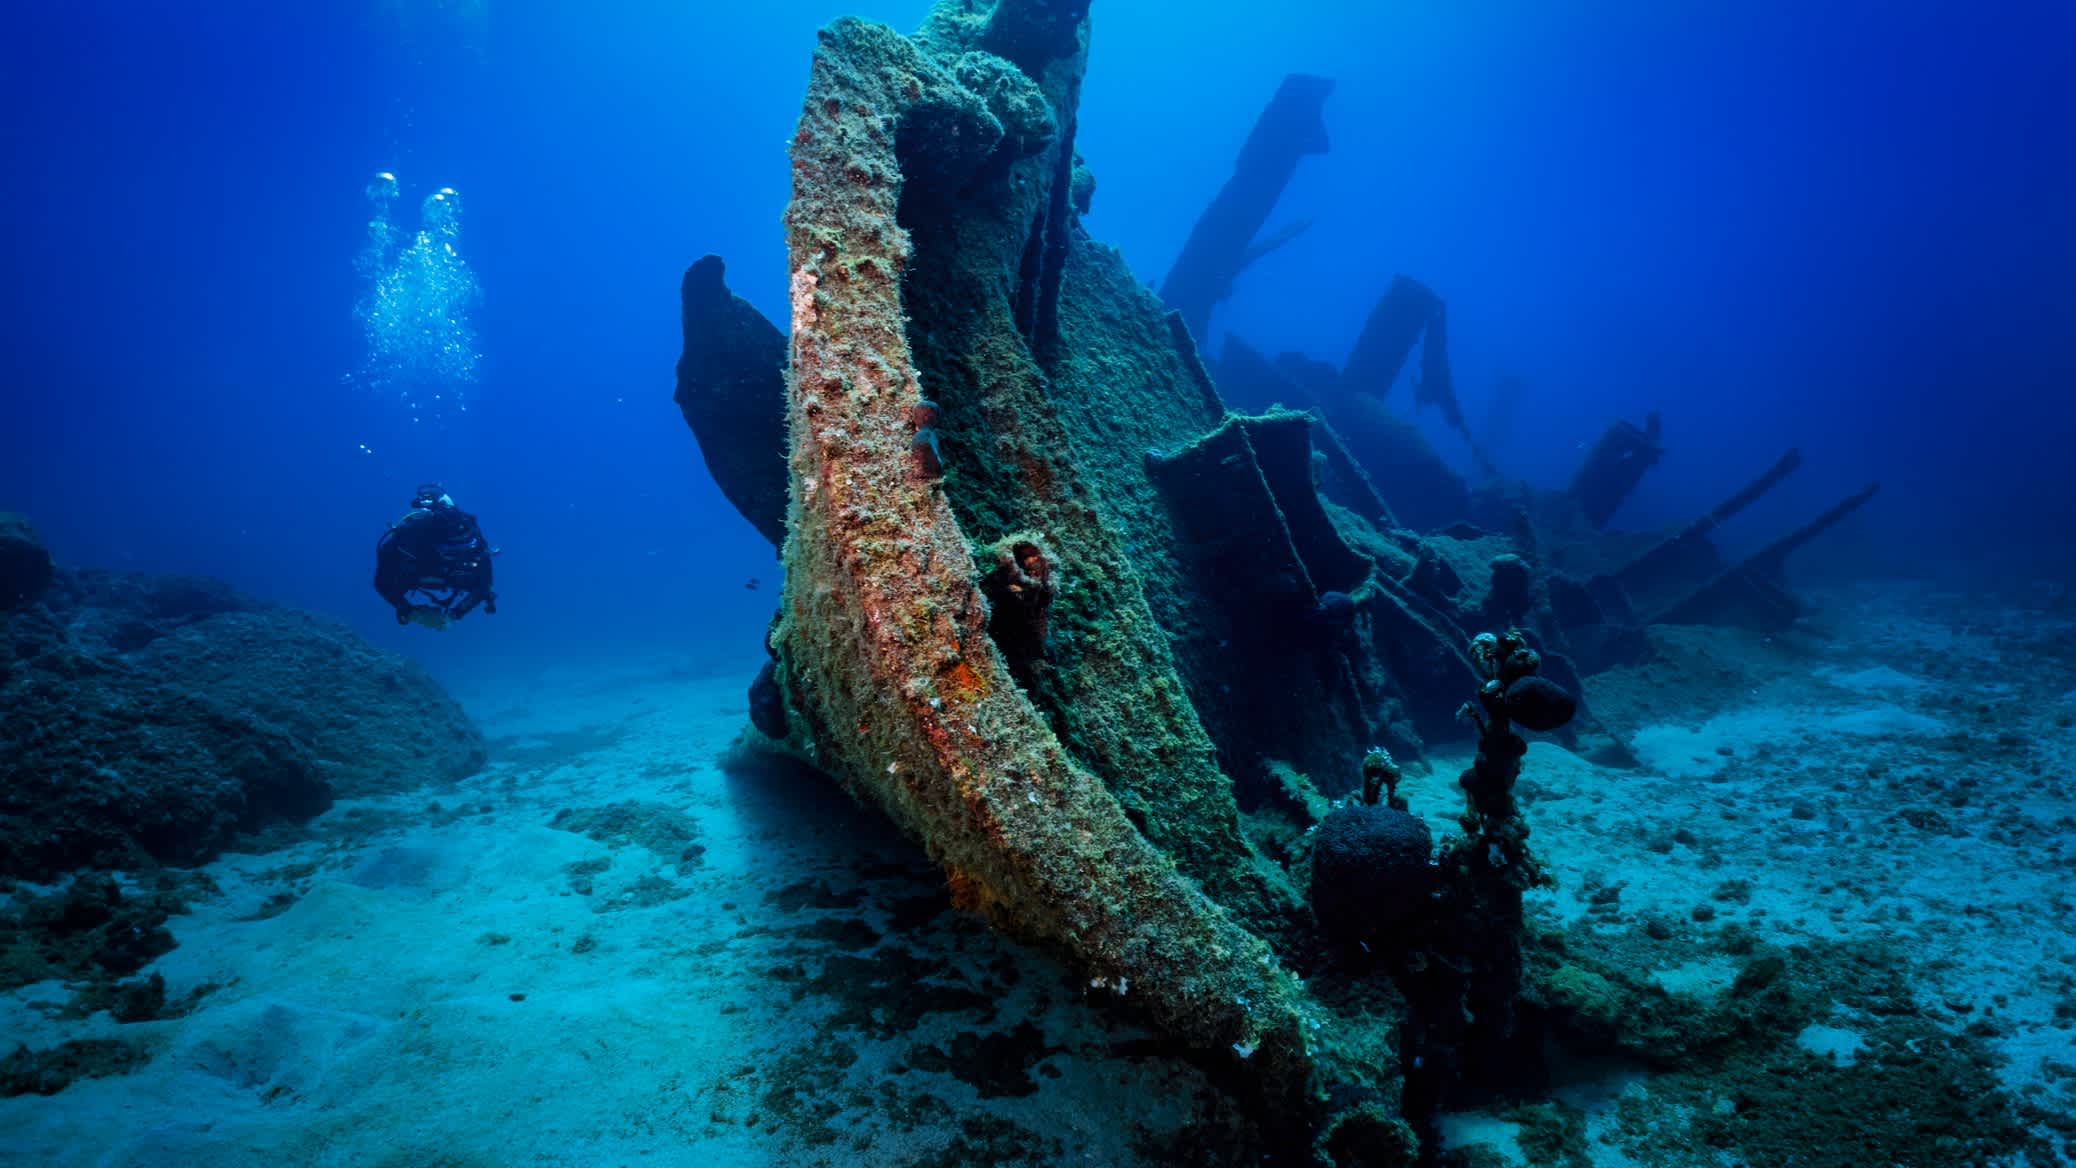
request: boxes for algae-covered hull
[755,1,1600,1154]
[770,1,1341,1119]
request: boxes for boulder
[1,559,486,882]
[129,608,486,797]
[0,626,330,881]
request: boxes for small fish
[744,577,761,591]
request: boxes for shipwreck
[671,2,1876,1160]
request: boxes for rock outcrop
[1,528,486,883]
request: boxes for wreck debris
[1213,268,1494,531]
[1308,409,1397,528]
[1574,442,1879,636]
[1144,45,1877,661]
[772,6,1320,1120]
[675,3,1884,1158]
[1321,388,1473,532]
[1164,309,1228,417]
[674,254,790,548]
[1212,336,1473,532]
[1566,412,1665,529]
[1653,481,1881,629]
[1416,302,1476,463]
[1343,274,1440,403]
[1159,73,1335,343]
[1608,447,1803,610]
[978,534,1055,687]
[1148,412,1370,621]
[1336,277,1484,465]
[1400,629,1569,1152]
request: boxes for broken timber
[1159,73,1334,343]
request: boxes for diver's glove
[395,605,413,625]
[484,594,497,616]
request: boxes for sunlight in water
[352,172,481,421]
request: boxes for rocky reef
[0,520,486,885]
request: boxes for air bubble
[350,172,482,420]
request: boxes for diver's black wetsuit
[374,506,496,623]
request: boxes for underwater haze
[4,1,2076,1165]
[3,1,2071,679]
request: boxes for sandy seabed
[1,579,2071,1167]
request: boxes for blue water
[4,0,2072,687]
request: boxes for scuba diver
[374,483,498,629]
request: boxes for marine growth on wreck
[6,1,2072,1165]
[672,1,1899,1160]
